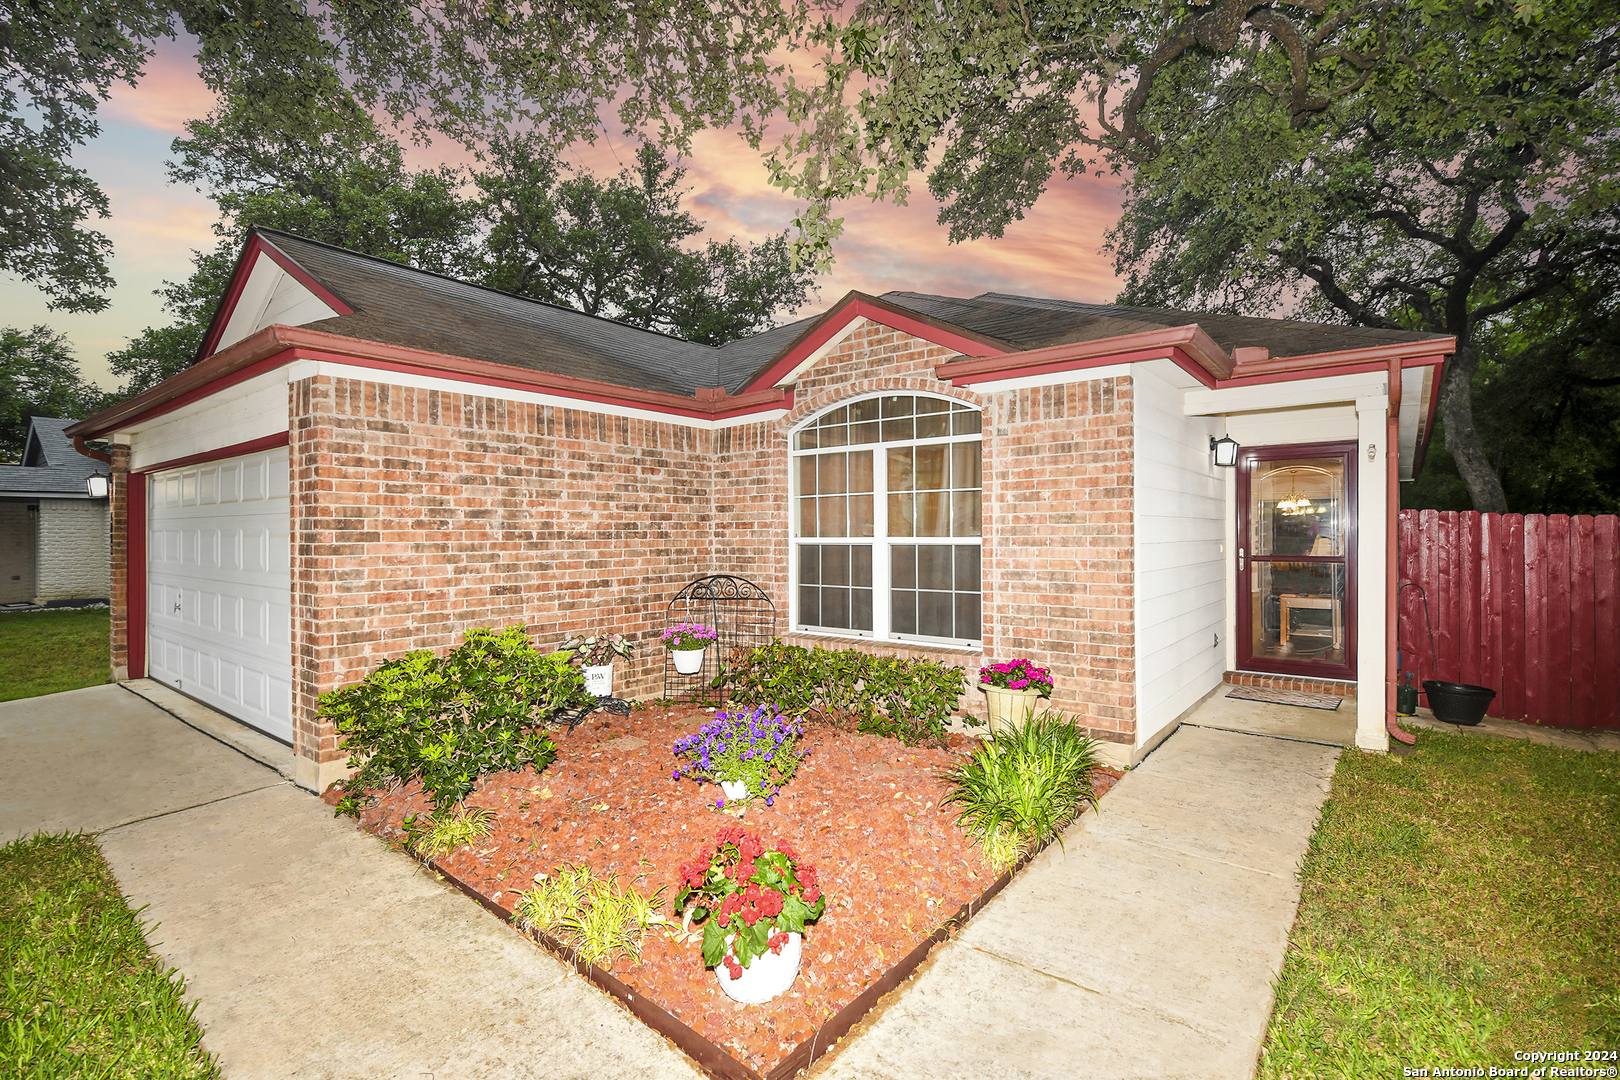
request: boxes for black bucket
[1422,681,1496,726]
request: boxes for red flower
[777,840,799,862]
[796,864,818,889]
[719,893,742,919]
[724,955,743,979]
[802,885,821,905]
[768,931,789,955]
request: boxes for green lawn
[1259,730,1620,1078]
[0,832,220,1079]
[0,608,111,702]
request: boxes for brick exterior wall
[288,375,719,777]
[718,319,1137,746]
[1223,670,1358,698]
[33,498,110,603]
[116,317,1143,783]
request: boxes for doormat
[1226,686,1343,710]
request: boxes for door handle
[173,600,182,613]
[1238,547,1245,571]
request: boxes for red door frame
[1236,441,1359,680]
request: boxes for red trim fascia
[69,325,793,441]
[127,471,146,681]
[197,234,353,360]
[739,292,1010,393]
[253,234,354,318]
[285,343,790,420]
[138,432,291,477]
[1229,336,1456,381]
[940,344,1221,390]
[1217,352,1448,390]
[69,328,302,439]
[938,323,1233,386]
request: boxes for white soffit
[212,251,340,356]
[1182,371,1391,416]
[1398,364,1428,481]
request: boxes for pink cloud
[102,38,217,136]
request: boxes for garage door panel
[148,447,291,743]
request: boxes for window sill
[783,629,984,661]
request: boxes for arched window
[791,394,982,645]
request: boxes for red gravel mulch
[324,704,1121,1076]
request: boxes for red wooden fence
[1397,510,1620,729]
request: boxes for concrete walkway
[818,725,1339,1080]
[1,685,1340,1080]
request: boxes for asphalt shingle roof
[1,418,108,498]
[251,230,1450,401]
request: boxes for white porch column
[1354,395,1390,752]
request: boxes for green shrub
[402,804,498,859]
[719,641,966,746]
[941,709,1105,870]
[323,627,588,815]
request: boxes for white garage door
[148,447,293,742]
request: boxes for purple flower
[765,796,775,806]
[716,798,725,808]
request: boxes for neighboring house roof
[0,417,110,499]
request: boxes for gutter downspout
[1386,357,1415,745]
[73,435,112,464]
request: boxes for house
[0,417,112,606]
[67,229,1450,791]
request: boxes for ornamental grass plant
[515,864,669,969]
[941,709,1104,871]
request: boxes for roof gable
[201,234,351,359]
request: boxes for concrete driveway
[0,683,699,1080]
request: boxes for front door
[1237,442,1356,680]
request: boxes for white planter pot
[672,646,706,675]
[719,779,749,802]
[584,664,613,698]
[982,686,1042,735]
[716,931,802,1004]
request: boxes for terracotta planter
[716,931,802,1004]
[584,663,613,697]
[672,647,705,675]
[981,686,1042,734]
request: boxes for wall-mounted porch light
[86,474,109,498]
[1209,435,1239,468]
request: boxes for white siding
[1224,404,1358,447]
[1133,360,1226,748]
[124,368,289,471]
[34,499,109,602]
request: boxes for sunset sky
[1,38,1130,391]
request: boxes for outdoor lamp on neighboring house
[1210,435,1239,467]
[86,474,109,498]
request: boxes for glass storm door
[1237,443,1357,680]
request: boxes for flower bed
[326,702,1119,1076]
